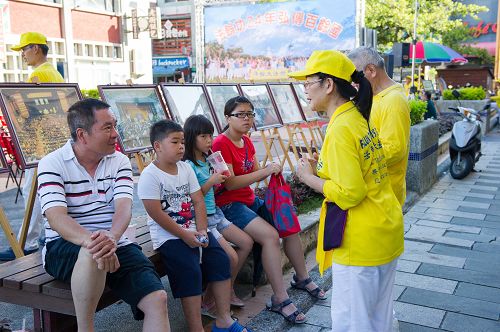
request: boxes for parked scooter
[448,90,484,179]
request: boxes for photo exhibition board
[0,84,82,168]
[239,84,281,130]
[268,84,304,125]
[292,83,320,121]
[160,84,219,134]
[0,147,8,174]
[98,86,167,153]
[205,84,240,131]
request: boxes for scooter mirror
[452,90,460,99]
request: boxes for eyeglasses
[303,79,323,89]
[21,45,34,53]
[229,112,256,119]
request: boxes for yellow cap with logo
[11,32,47,51]
[288,50,356,83]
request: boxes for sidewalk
[279,128,500,332]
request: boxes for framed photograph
[268,83,304,125]
[292,83,320,121]
[422,80,434,92]
[0,83,82,168]
[205,84,241,131]
[98,85,168,154]
[239,84,281,130]
[160,84,219,134]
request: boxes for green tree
[366,0,488,51]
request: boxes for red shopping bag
[264,173,301,238]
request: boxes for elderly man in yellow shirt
[0,32,64,261]
[348,47,411,207]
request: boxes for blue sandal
[212,320,252,332]
[290,274,327,300]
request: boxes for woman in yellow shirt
[291,50,404,332]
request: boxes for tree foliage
[366,0,488,51]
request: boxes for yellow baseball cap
[11,32,47,51]
[288,50,356,82]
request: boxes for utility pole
[410,0,419,97]
[495,0,500,89]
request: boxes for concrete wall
[407,120,439,194]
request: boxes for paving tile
[451,216,500,229]
[399,287,500,320]
[404,216,419,224]
[397,259,421,273]
[402,251,465,268]
[405,211,452,222]
[479,227,500,236]
[393,285,405,301]
[409,205,428,213]
[393,302,445,329]
[404,240,434,252]
[464,257,500,274]
[302,304,331,328]
[472,242,500,253]
[475,180,500,188]
[444,230,495,243]
[458,206,500,217]
[418,199,490,210]
[395,271,457,294]
[425,208,485,221]
[441,312,500,332]
[484,214,500,222]
[405,225,474,248]
[417,263,500,288]
[416,220,481,234]
[398,322,442,332]
[455,283,500,304]
[464,196,499,204]
[430,244,500,262]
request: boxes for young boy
[138,120,251,332]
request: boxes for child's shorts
[158,232,230,298]
[208,207,232,240]
[220,197,273,230]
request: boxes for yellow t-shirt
[28,62,64,83]
[371,84,410,206]
[316,101,403,272]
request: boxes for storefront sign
[152,56,190,75]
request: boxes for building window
[85,44,93,57]
[96,45,104,57]
[113,46,121,59]
[75,0,115,12]
[55,42,65,56]
[74,44,83,56]
[129,49,135,74]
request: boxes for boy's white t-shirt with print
[138,161,201,249]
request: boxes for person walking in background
[0,32,65,261]
[291,50,404,332]
[349,46,411,207]
[421,90,438,119]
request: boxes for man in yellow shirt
[0,32,64,261]
[349,47,411,207]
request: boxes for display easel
[0,168,37,259]
[132,149,155,174]
[255,127,294,188]
[284,123,314,162]
[306,120,325,153]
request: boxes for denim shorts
[158,232,230,299]
[208,207,232,240]
[44,239,164,320]
[219,197,273,230]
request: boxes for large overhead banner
[204,0,357,83]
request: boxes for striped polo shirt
[38,140,134,246]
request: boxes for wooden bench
[0,221,165,332]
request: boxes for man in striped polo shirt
[37,99,170,331]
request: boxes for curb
[246,267,332,331]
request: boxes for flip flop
[266,297,307,324]
[290,274,327,300]
[212,320,252,332]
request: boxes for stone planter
[406,120,439,194]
